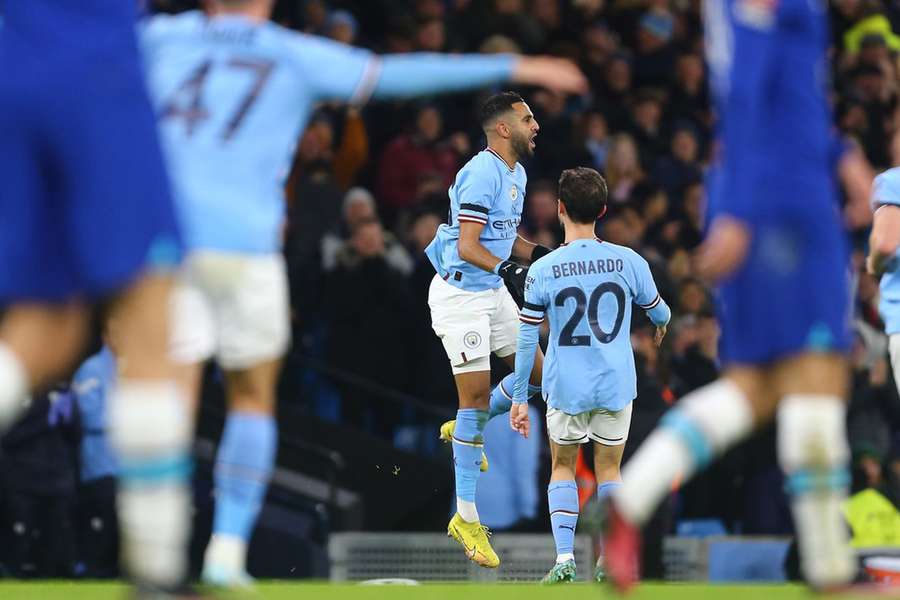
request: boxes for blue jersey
[705,0,836,222]
[425,149,527,291]
[140,12,515,254]
[872,168,900,334]
[0,0,182,302]
[513,239,670,414]
[703,0,850,364]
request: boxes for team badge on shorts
[463,331,483,349]
[510,185,518,201]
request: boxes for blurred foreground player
[604,0,872,591]
[0,0,191,595]
[511,168,670,584]
[140,1,587,587]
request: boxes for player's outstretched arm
[371,54,587,100]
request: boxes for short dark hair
[480,91,524,128]
[558,167,608,224]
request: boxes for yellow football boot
[439,420,488,472]
[447,513,500,568]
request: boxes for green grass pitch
[0,582,887,600]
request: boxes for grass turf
[0,582,886,600]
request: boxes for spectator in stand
[583,110,611,173]
[406,210,459,409]
[668,53,709,134]
[524,180,563,248]
[321,187,413,276]
[677,278,711,316]
[580,23,619,92]
[654,125,702,202]
[596,53,633,129]
[630,89,668,169]
[416,17,447,51]
[605,133,645,205]
[325,9,357,45]
[376,104,463,223]
[633,9,677,88]
[322,219,418,436]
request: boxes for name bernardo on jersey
[551,258,625,279]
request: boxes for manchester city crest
[463,331,482,349]
[510,185,518,201]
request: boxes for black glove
[497,260,528,307]
[531,244,552,262]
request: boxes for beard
[511,130,533,160]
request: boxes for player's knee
[42,305,89,379]
[777,395,848,470]
[551,448,579,474]
[594,461,621,483]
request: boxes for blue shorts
[716,207,851,366]
[0,41,181,303]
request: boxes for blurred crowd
[4,0,900,578]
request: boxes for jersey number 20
[555,282,626,346]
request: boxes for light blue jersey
[72,346,118,483]
[513,239,671,414]
[424,148,527,291]
[140,11,515,253]
[872,167,900,334]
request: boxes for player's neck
[207,6,270,22]
[563,222,598,244]
[486,143,517,171]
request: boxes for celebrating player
[867,168,900,386]
[0,1,191,596]
[139,1,586,587]
[426,91,553,568]
[510,168,670,584]
[603,1,871,591]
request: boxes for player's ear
[598,205,607,219]
[496,120,511,139]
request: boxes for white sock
[557,552,575,564]
[457,498,479,523]
[204,533,248,575]
[109,379,192,588]
[618,379,754,525]
[0,343,28,431]
[778,395,854,588]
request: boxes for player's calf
[616,379,755,526]
[110,380,192,588]
[778,394,854,588]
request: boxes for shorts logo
[463,331,482,349]
[510,185,518,200]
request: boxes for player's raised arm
[868,170,900,276]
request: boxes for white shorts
[890,334,900,388]
[427,275,519,374]
[546,402,633,446]
[170,251,291,370]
